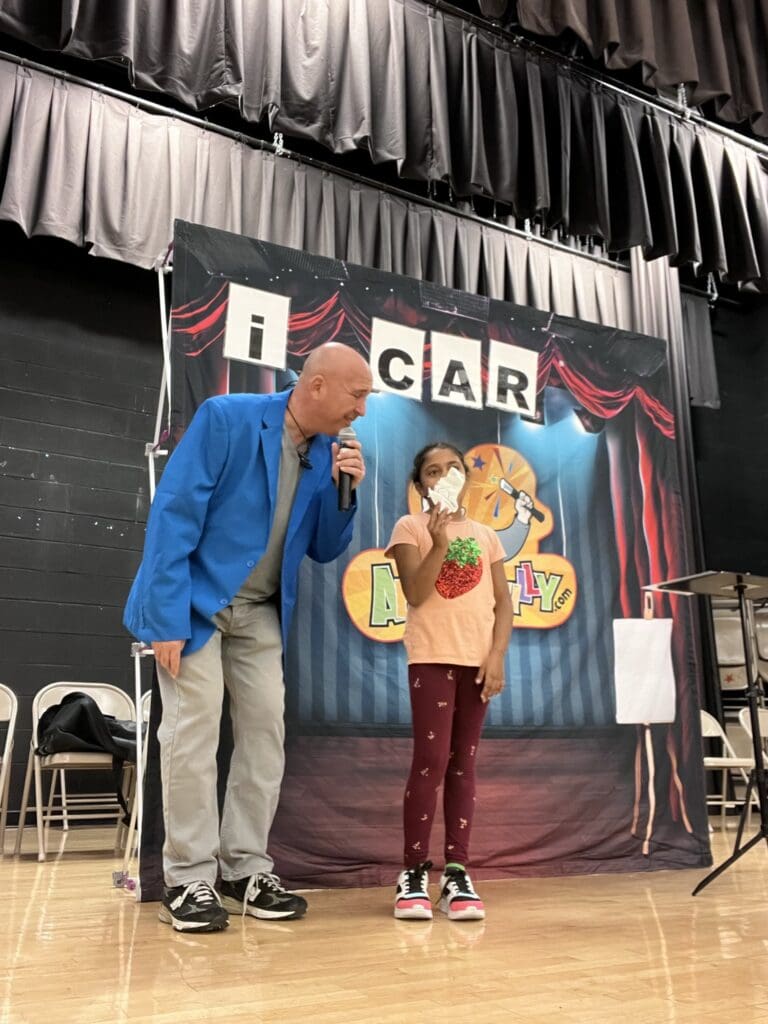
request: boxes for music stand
[647,571,768,895]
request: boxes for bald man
[124,343,372,931]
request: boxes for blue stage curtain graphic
[138,220,710,897]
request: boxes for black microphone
[499,478,545,523]
[337,425,356,511]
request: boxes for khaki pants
[156,602,285,887]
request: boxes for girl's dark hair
[411,442,468,485]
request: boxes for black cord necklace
[286,403,313,470]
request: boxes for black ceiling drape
[516,0,768,139]
[2,0,768,286]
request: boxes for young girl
[385,442,514,921]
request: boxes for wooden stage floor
[2,826,768,1024]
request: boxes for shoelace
[257,872,287,894]
[444,870,478,900]
[171,880,221,911]
[402,860,432,896]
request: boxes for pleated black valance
[516,0,768,139]
[2,0,768,287]
[0,56,635,335]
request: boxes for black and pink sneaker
[438,867,485,920]
[393,861,433,920]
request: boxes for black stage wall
[692,303,768,577]
[0,222,159,822]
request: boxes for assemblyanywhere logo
[342,550,577,643]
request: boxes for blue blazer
[123,390,357,654]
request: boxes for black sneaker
[158,880,229,932]
[219,873,308,920]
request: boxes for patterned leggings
[403,663,488,869]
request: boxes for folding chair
[700,710,755,831]
[754,605,768,692]
[713,609,749,695]
[14,682,136,861]
[0,683,19,856]
[737,706,768,766]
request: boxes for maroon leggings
[403,663,488,869]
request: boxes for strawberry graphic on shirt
[435,537,483,599]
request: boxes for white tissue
[427,466,466,513]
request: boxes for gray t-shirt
[232,422,304,604]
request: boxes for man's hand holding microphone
[333,425,365,510]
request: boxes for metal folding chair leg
[0,760,11,856]
[33,749,47,861]
[14,743,34,856]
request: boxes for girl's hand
[476,650,505,703]
[425,500,451,552]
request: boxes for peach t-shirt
[385,513,506,666]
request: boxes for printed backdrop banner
[138,220,710,898]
